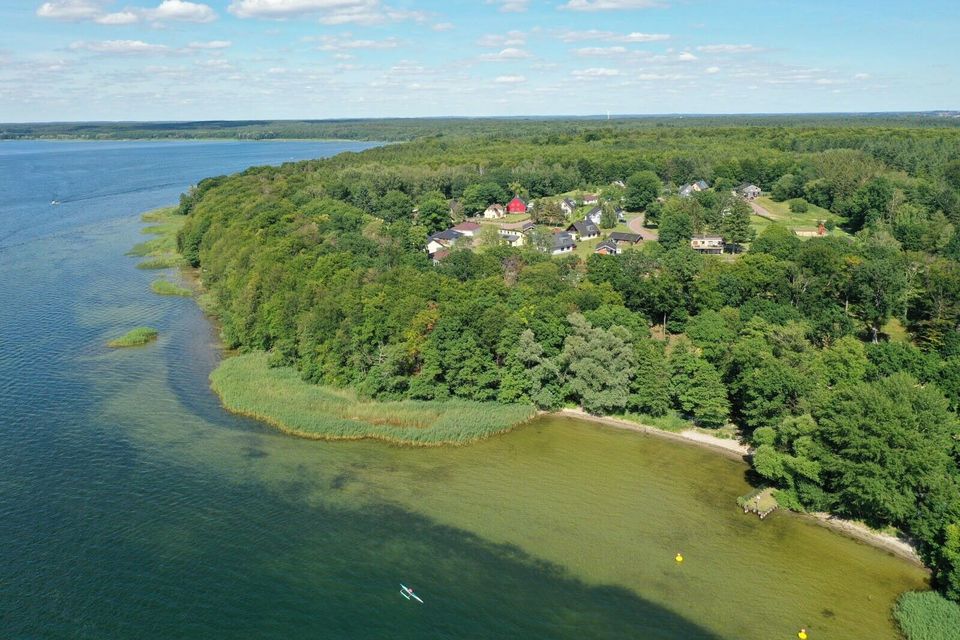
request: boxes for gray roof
[586,205,603,218]
[553,232,576,249]
[428,229,464,242]
[695,180,709,190]
[596,239,619,252]
[569,220,600,236]
[609,232,642,244]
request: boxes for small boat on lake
[400,584,423,604]
[50,200,60,205]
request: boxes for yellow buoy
[798,629,808,640]
[675,553,683,563]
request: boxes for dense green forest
[3,112,960,141]
[176,122,960,603]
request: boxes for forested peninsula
[174,120,960,614]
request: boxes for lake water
[0,140,928,639]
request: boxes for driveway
[627,214,659,241]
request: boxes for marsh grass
[894,591,960,640]
[132,207,186,270]
[150,279,191,297]
[108,327,159,348]
[210,352,536,446]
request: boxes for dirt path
[626,214,659,240]
[748,200,780,221]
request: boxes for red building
[506,196,527,214]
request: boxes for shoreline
[555,408,751,460]
[556,408,925,567]
[139,202,927,572]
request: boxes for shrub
[788,198,809,213]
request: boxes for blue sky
[0,0,957,121]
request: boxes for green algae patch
[209,352,536,446]
[108,327,159,348]
[150,279,191,297]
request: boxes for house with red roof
[506,196,527,214]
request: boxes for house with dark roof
[566,220,600,241]
[551,232,577,255]
[594,239,620,255]
[559,197,578,216]
[615,206,626,222]
[609,231,642,246]
[586,205,604,225]
[426,229,464,255]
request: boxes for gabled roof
[429,229,464,242]
[452,221,481,232]
[610,232,642,244]
[586,205,603,218]
[553,232,576,248]
[508,195,527,205]
[595,239,619,253]
[562,197,577,207]
[695,180,709,190]
[431,248,450,261]
[569,220,600,236]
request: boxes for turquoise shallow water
[0,140,927,639]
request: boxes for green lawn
[754,196,843,228]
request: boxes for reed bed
[150,279,191,297]
[108,327,159,348]
[894,591,960,640]
[210,352,536,446]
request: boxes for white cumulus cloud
[572,67,620,77]
[696,44,762,54]
[70,39,169,54]
[561,0,663,10]
[485,0,529,12]
[37,0,106,20]
[38,0,216,23]
[479,47,532,61]
[575,46,627,56]
[145,0,216,22]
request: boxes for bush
[788,198,809,213]
[893,591,960,640]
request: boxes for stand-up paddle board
[400,584,423,604]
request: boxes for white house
[483,203,506,219]
[738,183,762,200]
[559,197,578,216]
[690,234,724,254]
